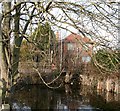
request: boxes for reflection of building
[57,33,93,70]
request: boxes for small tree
[93,49,120,73]
[20,22,56,64]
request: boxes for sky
[0,1,119,48]
[50,0,118,46]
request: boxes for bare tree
[0,2,11,87]
[0,1,119,88]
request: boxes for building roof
[63,33,91,43]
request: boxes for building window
[67,43,74,50]
[82,56,91,62]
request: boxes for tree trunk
[0,3,11,88]
[12,4,22,83]
[1,3,35,85]
[12,6,35,83]
[0,18,7,81]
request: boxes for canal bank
[18,62,120,94]
[6,62,119,110]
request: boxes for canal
[9,84,120,111]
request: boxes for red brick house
[57,33,93,70]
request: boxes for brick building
[57,33,93,70]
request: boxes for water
[10,85,120,111]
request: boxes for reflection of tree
[11,85,120,110]
[63,84,82,110]
[89,91,120,111]
[11,86,56,110]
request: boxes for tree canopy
[93,49,120,73]
[20,22,56,62]
[31,22,55,51]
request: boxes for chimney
[56,31,59,41]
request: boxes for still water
[10,85,120,111]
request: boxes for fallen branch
[33,68,63,89]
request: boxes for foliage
[20,22,56,62]
[31,22,56,52]
[93,49,120,72]
[20,40,32,61]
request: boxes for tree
[32,22,53,51]
[0,2,36,86]
[0,3,11,87]
[93,49,120,73]
[20,22,56,63]
[20,40,32,61]
[0,1,119,89]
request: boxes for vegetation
[20,41,32,61]
[20,22,56,62]
[93,49,120,73]
[32,22,55,52]
[0,1,119,89]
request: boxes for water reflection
[10,85,120,111]
[12,103,31,111]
